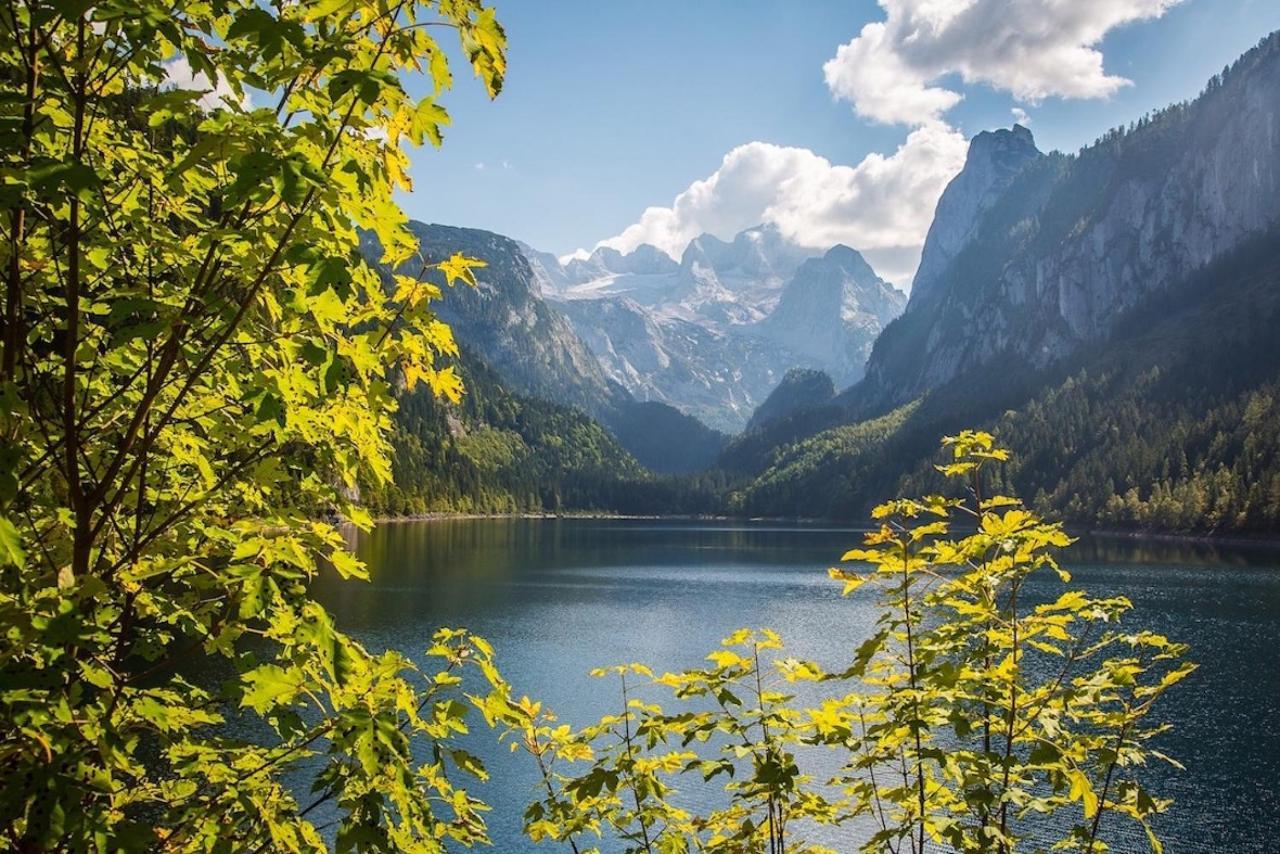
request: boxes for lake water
[311,519,1280,853]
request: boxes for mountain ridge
[725,31,1280,533]
[528,224,906,430]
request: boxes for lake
[311,519,1280,853]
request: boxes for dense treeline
[365,349,726,515]
[732,232,1280,534]
[395,231,1280,534]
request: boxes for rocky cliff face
[909,124,1041,307]
[859,32,1280,412]
[565,244,680,282]
[557,295,800,432]
[529,225,904,430]
[391,223,619,421]
[758,245,906,387]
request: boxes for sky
[404,0,1280,286]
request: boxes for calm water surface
[310,519,1280,853]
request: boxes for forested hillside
[365,349,726,516]
[730,233,1280,533]
[716,34,1280,535]
[362,222,727,473]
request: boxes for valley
[377,31,1280,536]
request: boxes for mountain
[745,369,836,433]
[731,232,1280,530]
[756,245,906,387]
[727,32,1280,533]
[555,296,790,432]
[362,222,725,473]
[365,347,724,516]
[675,225,814,320]
[909,124,1041,307]
[383,223,618,421]
[528,225,905,430]
[605,401,729,476]
[563,244,680,283]
[856,34,1280,414]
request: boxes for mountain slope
[756,245,906,387]
[745,369,836,433]
[362,222,727,475]
[396,222,618,419]
[365,347,723,515]
[531,225,904,430]
[909,124,1042,306]
[556,295,798,432]
[733,232,1280,531]
[855,34,1280,414]
[729,32,1280,533]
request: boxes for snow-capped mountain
[526,224,906,431]
[757,245,906,387]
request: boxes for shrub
[500,432,1192,853]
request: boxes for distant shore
[360,513,1280,548]
[1084,527,1280,549]
[369,511,739,524]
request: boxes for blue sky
[404,0,1280,283]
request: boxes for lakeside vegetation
[0,0,1216,850]
[726,234,1280,535]
[499,433,1192,854]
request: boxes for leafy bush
[0,0,517,849]
[500,433,1192,853]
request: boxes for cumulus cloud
[824,0,1183,125]
[162,57,246,111]
[591,122,968,285]
[579,0,1180,286]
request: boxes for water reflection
[305,519,1280,853]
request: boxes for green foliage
[364,348,729,516]
[0,0,524,849]
[509,433,1192,853]
[729,401,920,518]
[734,232,1280,533]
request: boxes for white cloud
[589,122,968,285]
[558,248,591,264]
[161,57,246,111]
[577,0,1179,286]
[1011,107,1032,126]
[474,162,487,171]
[824,0,1183,125]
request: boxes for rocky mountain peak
[858,32,1280,413]
[910,124,1042,306]
[817,244,877,281]
[679,224,813,285]
[756,245,906,386]
[561,242,680,284]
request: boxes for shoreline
[360,512,1280,547]
[369,511,738,523]
[1083,527,1280,549]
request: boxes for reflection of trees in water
[1076,532,1280,568]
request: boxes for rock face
[858,32,1280,413]
[556,296,791,432]
[909,124,1042,307]
[565,244,679,282]
[394,223,619,420]
[529,225,905,431]
[362,223,726,472]
[745,369,836,433]
[757,245,906,387]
